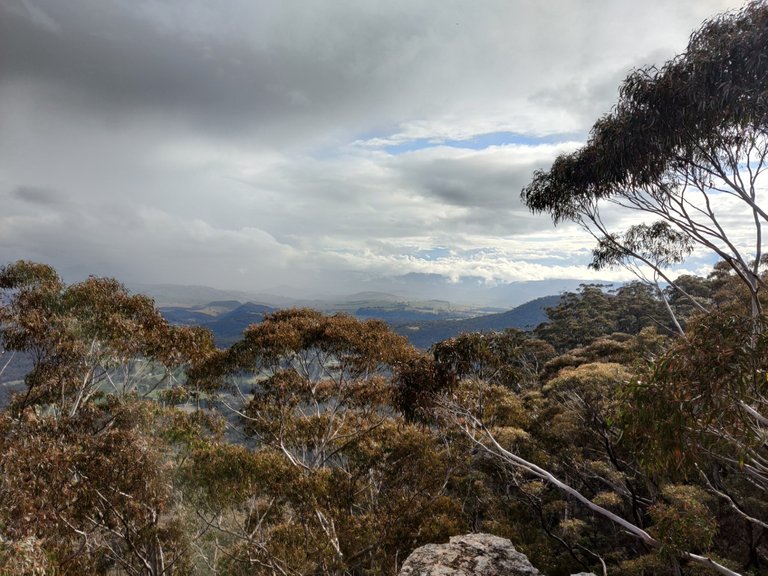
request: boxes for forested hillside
[1,2,768,575]
[394,294,560,349]
[0,253,762,575]
[156,294,557,350]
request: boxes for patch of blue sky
[410,247,509,261]
[527,255,592,266]
[412,247,453,261]
[460,247,500,257]
[383,131,580,154]
[679,252,720,270]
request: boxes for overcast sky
[0,0,743,302]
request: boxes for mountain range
[131,276,595,310]
[159,293,560,349]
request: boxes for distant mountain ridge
[204,303,275,346]
[160,294,560,349]
[394,295,560,349]
[161,301,275,347]
[132,277,602,309]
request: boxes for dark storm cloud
[1,1,286,135]
[391,149,544,210]
[0,0,443,144]
[2,0,712,144]
[10,185,61,206]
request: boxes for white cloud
[0,0,747,302]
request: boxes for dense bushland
[0,259,765,575]
[3,1,768,573]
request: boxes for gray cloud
[0,0,742,298]
[10,185,61,205]
[1,0,734,144]
[389,148,550,213]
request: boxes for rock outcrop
[398,533,542,576]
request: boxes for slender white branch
[442,400,743,576]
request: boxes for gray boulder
[398,533,542,576]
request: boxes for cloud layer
[0,0,742,301]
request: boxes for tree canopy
[3,3,768,575]
[522,0,768,317]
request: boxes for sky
[0,0,745,304]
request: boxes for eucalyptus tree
[626,308,768,548]
[435,3,768,573]
[522,0,768,554]
[431,329,555,392]
[522,0,768,320]
[534,284,618,352]
[0,261,211,416]
[589,223,698,334]
[184,308,468,575]
[416,331,740,575]
[0,261,214,575]
[533,282,672,352]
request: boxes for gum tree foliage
[442,3,768,572]
[534,283,673,353]
[0,262,211,415]
[184,309,469,575]
[420,326,740,575]
[431,329,555,392]
[526,0,768,563]
[0,261,214,575]
[626,306,768,538]
[522,0,768,548]
[534,285,619,352]
[522,0,768,319]
[531,270,768,573]
[589,223,699,334]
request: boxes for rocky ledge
[398,533,596,576]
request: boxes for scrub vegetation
[2,2,768,574]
